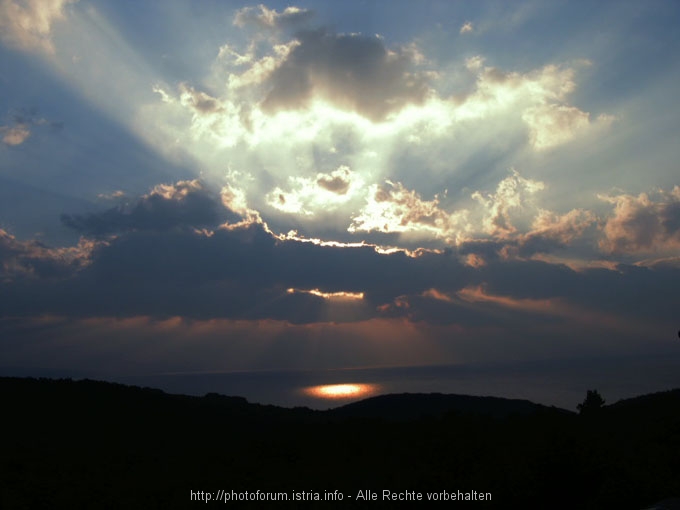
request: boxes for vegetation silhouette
[577,389,606,416]
[2,377,679,509]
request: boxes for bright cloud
[233,4,313,31]
[599,187,680,255]
[349,180,470,243]
[287,287,364,301]
[523,104,590,150]
[472,170,545,239]
[523,105,616,150]
[267,166,363,216]
[460,21,474,34]
[0,0,76,54]
[127,15,617,233]
[1,124,30,145]
[512,208,597,257]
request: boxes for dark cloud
[0,219,471,323]
[262,29,430,121]
[316,174,350,194]
[458,240,506,261]
[458,237,564,263]
[0,229,88,281]
[660,200,680,235]
[1,179,678,331]
[61,180,239,236]
[77,222,468,322]
[0,215,677,331]
[505,232,588,259]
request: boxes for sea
[4,353,679,411]
[113,353,680,411]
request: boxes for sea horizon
[4,351,679,411]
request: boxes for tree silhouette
[577,389,606,416]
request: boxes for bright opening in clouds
[1,0,679,408]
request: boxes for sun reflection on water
[303,383,379,400]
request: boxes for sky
[1,0,679,405]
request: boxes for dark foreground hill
[1,377,679,509]
[331,392,562,421]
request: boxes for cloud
[61,180,240,236]
[217,42,256,67]
[220,180,264,226]
[2,2,679,385]
[97,190,126,200]
[523,105,616,150]
[453,62,613,150]
[634,256,680,270]
[151,82,252,148]
[348,170,598,256]
[260,29,432,121]
[453,284,653,337]
[528,209,596,244]
[233,4,314,31]
[266,166,362,216]
[222,40,299,92]
[2,211,475,323]
[459,21,473,34]
[2,183,678,346]
[514,208,596,256]
[0,315,450,374]
[522,104,590,150]
[317,168,352,194]
[471,170,545,239]
[455,64,578,119]
[178,83,223,114]
[147,25,612,207]
[0,124,30,145]
[348,180,470,243]
[0,0,77,54]
[457,207,596,262]
[598,187,680,255]
[464,55,484,71]
[0,109,63,146]
[371,253,678,337]
[457,284,571,317]
[0,228,94,281]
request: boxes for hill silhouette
[2,377,679,509]
[332,392,566,421]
